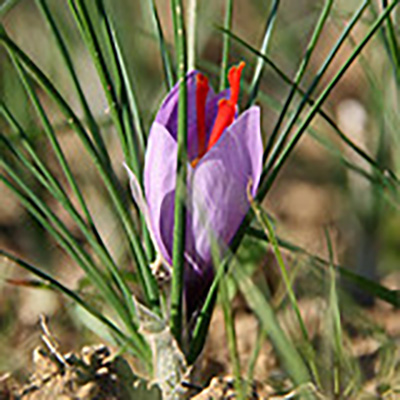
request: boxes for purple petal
[144,122,178,264]
[124,163,150,224]
[155,71,198,130]
[125,163,167,262]
[191,106,263,263]
[202,105,263,195]
[155,71,200,161]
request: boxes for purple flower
[127,63,263,314]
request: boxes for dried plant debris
[0,373,18,400]
[190,376,277,400]
[0,317,160,400]
[3,344,159,400]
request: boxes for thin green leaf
[219,0,233,91]
[233,266,313,396]
[0,249,151,363]
[8,54,94,231]
[1,101,139,330]
[258,1,400,202]
[66,0,129,159]
[220,277,245,399]
[170,0,188,344]
[97,0,146,156]
[263,0,333,159]
[93,0,155,262]
[0,29,160,311]
[218,19,399,188]
[246,326,264,385]
[0,0,20,17]
[211,242,244,399]
[94,0,140,174]
[35,0,110,167]
[149,0,175,90]
[382,0,400,82]
[3,53,138,325]
[97,2,155,262]
[0,161,145,345]
[187,277,218,364]
[263,0,369,172]
[249,193,321,387]
[324,229,343,396]
[246,227,400,308]
[249,194,307,340]
[246,0,280,107]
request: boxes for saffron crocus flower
[127,63,263,315]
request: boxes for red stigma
[207,62,245,152]
[228,61,245,104]
[207,99,236,150]
[196,73,209,158]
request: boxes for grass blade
[220,275,245,399]
[324,229,343,396]
[210,240,244,398]
[246,227,400,308]
[248,192,321,387]
[8,54,94,229]
[66,0,129,159]
[1,99,140,329]
[217,10,399,189]
[149,0,175,90]
[263,0,369,171]
[219,0,233,91]
[98,1,146,155]
[258,1,400,202]
[0,161,143,344]
[170,0,188,344]
[263,0,333,159]
[382,0,400,82]
[0,29,160,311]
[246,0,280,107]
[0,249,150,363]
[3,55,139,327]
[94,0,141,173]
[246,326,264,385]
[35,0,110,167]
[187,276,219,363]
[0,0,20,17]
[94,1,154,261]
[233,265,313,397]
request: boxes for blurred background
[0,0,399,383]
